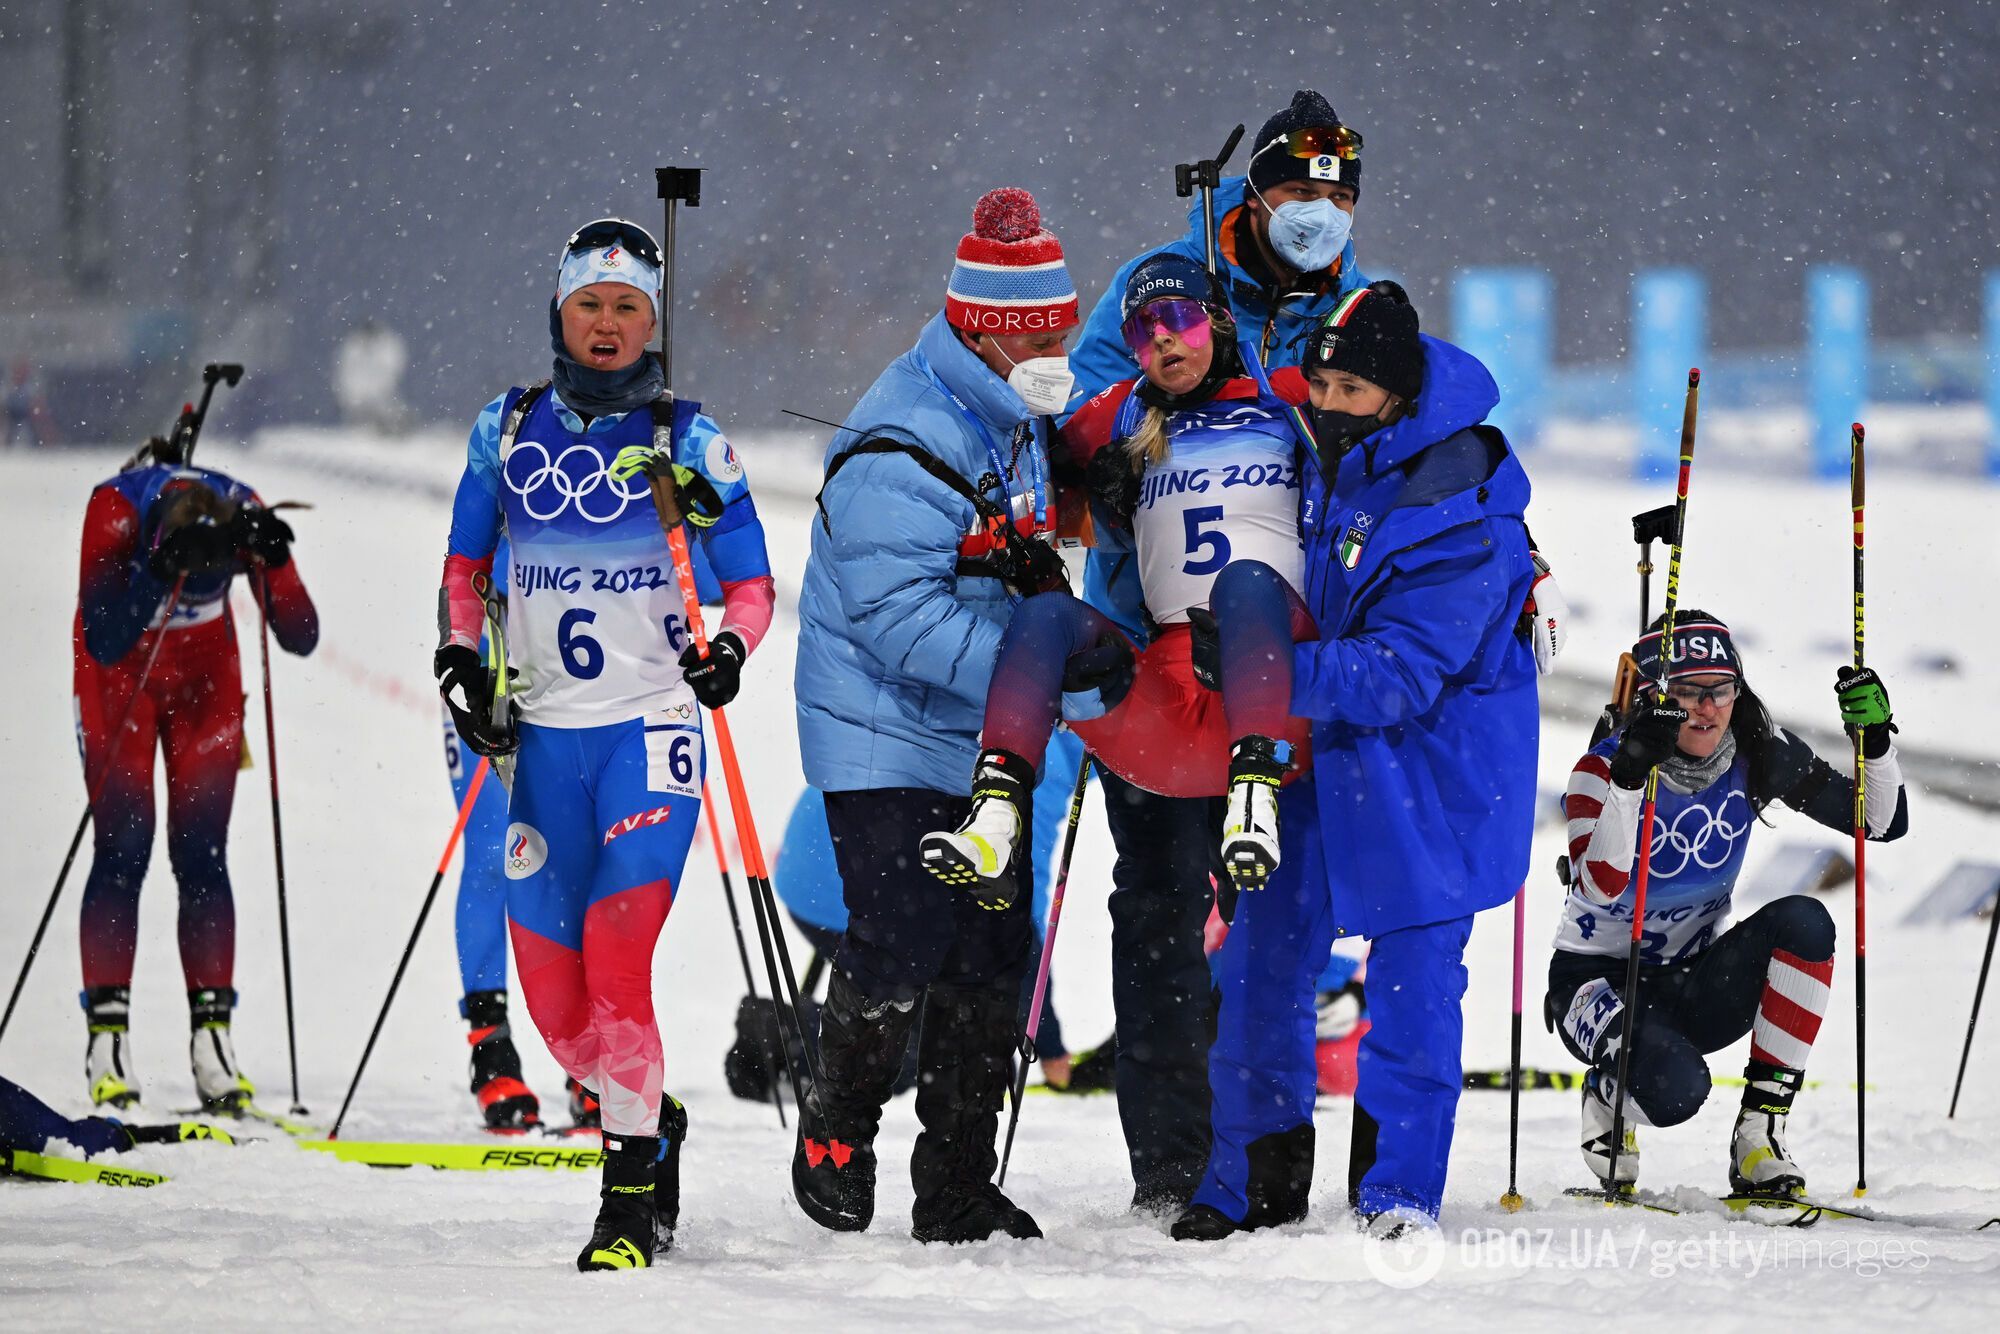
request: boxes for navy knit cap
[1121,252,1227,321]
[1306,281,1423,401]
[1248,89,1362,196]
[1633,610,1741,682]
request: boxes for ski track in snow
[2,440,1998,1330]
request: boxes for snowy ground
[3,437,1999,1330]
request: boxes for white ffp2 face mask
[1262,196,1353,273]
[989,339,1075,415]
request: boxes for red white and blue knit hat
[1633,614,1740,682]
[945,188,1078,336]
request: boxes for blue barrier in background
[1632,268,1706,480]
[1806,265,1868,480]
[1453,268,1551,448]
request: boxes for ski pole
[997,752,1092,1190]
[703,780,786,1126]
[648,163,820,1112]
[252,564,306,1115]
[1850,422,1868,1195]
[1501,883,1527,1212]
[1604,367,1699,1199]
[1950,891,2000,1118]
[329,758,489,1140]
[0,576,187,1050]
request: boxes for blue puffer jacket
[1289,335,1539,939]
[1070,177,1366,639]
[796,311,1051,794]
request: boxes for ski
[176,1102,322,1138]
[1465,1068,1848,1092]
[1,1147,168,1188]
[296,1138,604,1172]
[1559,1185,1993,1231]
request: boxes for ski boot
[576,1131,660,1271]
[464,991,540,1130]
[189,988,255,1113]
[1729,1060,1807,1198]
[1580,1068,1640,1190]
[84,986,140,1109]
[567,1077,602,1130]
[1220,736,1288,892]
[920,749,1034,911]
[792,972,917,1233]
[656,1096,688,1253]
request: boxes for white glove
[1522,552,1568,676]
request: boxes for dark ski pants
[1547,895,1837,1127]
[825,788,1032,1004]
[0,1075,128,1156]
[1100,769,1220,1205]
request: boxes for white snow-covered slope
[1,440,1997,1330]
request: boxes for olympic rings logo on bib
[1646,789,1750,877]
[503,439,650,524]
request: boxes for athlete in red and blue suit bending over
[436,217,773,1271]
[74,448,317,1113]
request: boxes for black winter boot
[792,971,918,1233]
[909,984,1042,1244]
[1170,1123,1313,1240]
[464,990,539,1130]
[577,1131,660,1272]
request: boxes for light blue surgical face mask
[1259,195,1352,274]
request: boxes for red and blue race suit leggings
[502,712,704,1138]
[74,618,242,993]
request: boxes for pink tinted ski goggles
[1121,298,1214,363]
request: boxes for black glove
[146,518,235,581]
[232,506,295,568]
[435,644,518,757]
[1608,694,1689,789]
[1084,444,1141,533]
[1835,665,1897,759]
[1061,636,1136,713]
[1185,606,1221,692]
[1007,535,1070,596]
[679,631,745,709]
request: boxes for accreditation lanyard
[916,352,1051,533]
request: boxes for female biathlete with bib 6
[436,218,774,1271]
[921,252,1314,905]
[1551,612,1906,1199]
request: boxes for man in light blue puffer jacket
[792,186,1077,1246]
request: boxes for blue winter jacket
[1290,335,1539,939]
[796,311,1051,794]
[1070,177,1366,639]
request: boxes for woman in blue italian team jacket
[1176,282,1540,1241]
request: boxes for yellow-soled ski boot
[189,988,255,1113]
[920,749,1034,911]
[578,1131,661,1271]
[1730,1060,1807,1198]
[84,986,140,1109]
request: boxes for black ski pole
[1950,896,2000,1118]
[1849,422,1869,1194]
[702,779,786,1126]
[1604,368,1700,1199]
[330,758,492,1140]
[1501,884,1526,1211]
[997,752,1092,1190]
[0,577,187,1049]
[252,563,306,1115]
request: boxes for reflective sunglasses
[1665,679,1740,709]
[563,217,663,268]
[1270,125,1363,162]
[1121,298,1214,358]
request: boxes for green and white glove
[1835,665,1897,758]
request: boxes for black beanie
[1248,89,1362,197]
[1306,281,1423,402]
